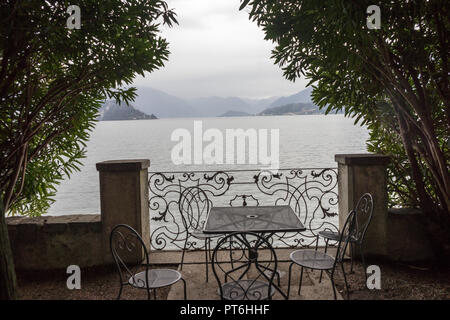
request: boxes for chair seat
[129,269,182,289]
[319,230,357,242]
[191,230,221,239]
[290,249,335,270]
[220,279,275,300]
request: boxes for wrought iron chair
[110,224,186,300]
[287,210,357,300]
[319,193,374,278]
[178,186,220,282]
[211,232,280,300]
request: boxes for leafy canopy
[240,0,449,218]
[0,0,177,215]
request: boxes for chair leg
[181,278,187,300]
[350,242,354,273]
[116,285,123,300]
[330,274,337,300]
[319,239,329,283]
[180,238,188,271]
[340,262,350,300]
[287,262,295,299]
[298,266,304,296]
[205,238,209,282]
[276,269,281,287]
[153,288,157,300]
[229,240,234,268]
[360,243,368,284]
[209,238,214,261]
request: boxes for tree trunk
[395,108,434,212]
[0,200,17,300]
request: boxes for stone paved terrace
[154,249,343,300]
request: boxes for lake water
[47,114,369,216]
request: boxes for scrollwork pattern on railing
[148,168,338,250]
[253,169,338,248]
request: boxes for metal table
[203,205,306,299]
[203,205,306,234]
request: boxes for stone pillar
[96,159,150,262]
[335,154,390,258]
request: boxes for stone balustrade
[6,155,434,270]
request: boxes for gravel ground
[16,261,450,300]
[333,260,450,300]
[17,264,175,300]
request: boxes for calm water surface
[47,115,369,215]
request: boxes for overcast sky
[132,0,308,99]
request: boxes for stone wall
[387,208,435,262]
[335,154,435,262]
[6,159,151,271]
[5,157,435,271]
[7,214,105,270]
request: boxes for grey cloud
[135,0,306,99]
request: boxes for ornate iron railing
[148,168,338,250]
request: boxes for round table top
[129,269,182,289]
[290,249,335,270]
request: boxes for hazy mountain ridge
[243,96,279,109]
[269,87,313,107]
[134,87,199,118]
[219,110,253,117]
[259,102,324,116]
[131,86,316,118]
[98,101,157,121]
[189,96,255,117]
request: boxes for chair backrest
[110,224,150,290]
[354,193,374,243]
[178,186,210,232]
[334,210,357,266]
[211,232,278,300]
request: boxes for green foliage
[0,0,177,216]
[8,97,100,216]
[240,0,450,215]
[366,104,418,208]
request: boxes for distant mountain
[259,102,324,116]
[269,87,313,107]
[241,96,280,113]
[133,86,199,118]
[189,96,256,117]
[128,86,317,118]
[98,101,157,121]
[219,110,253,117]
